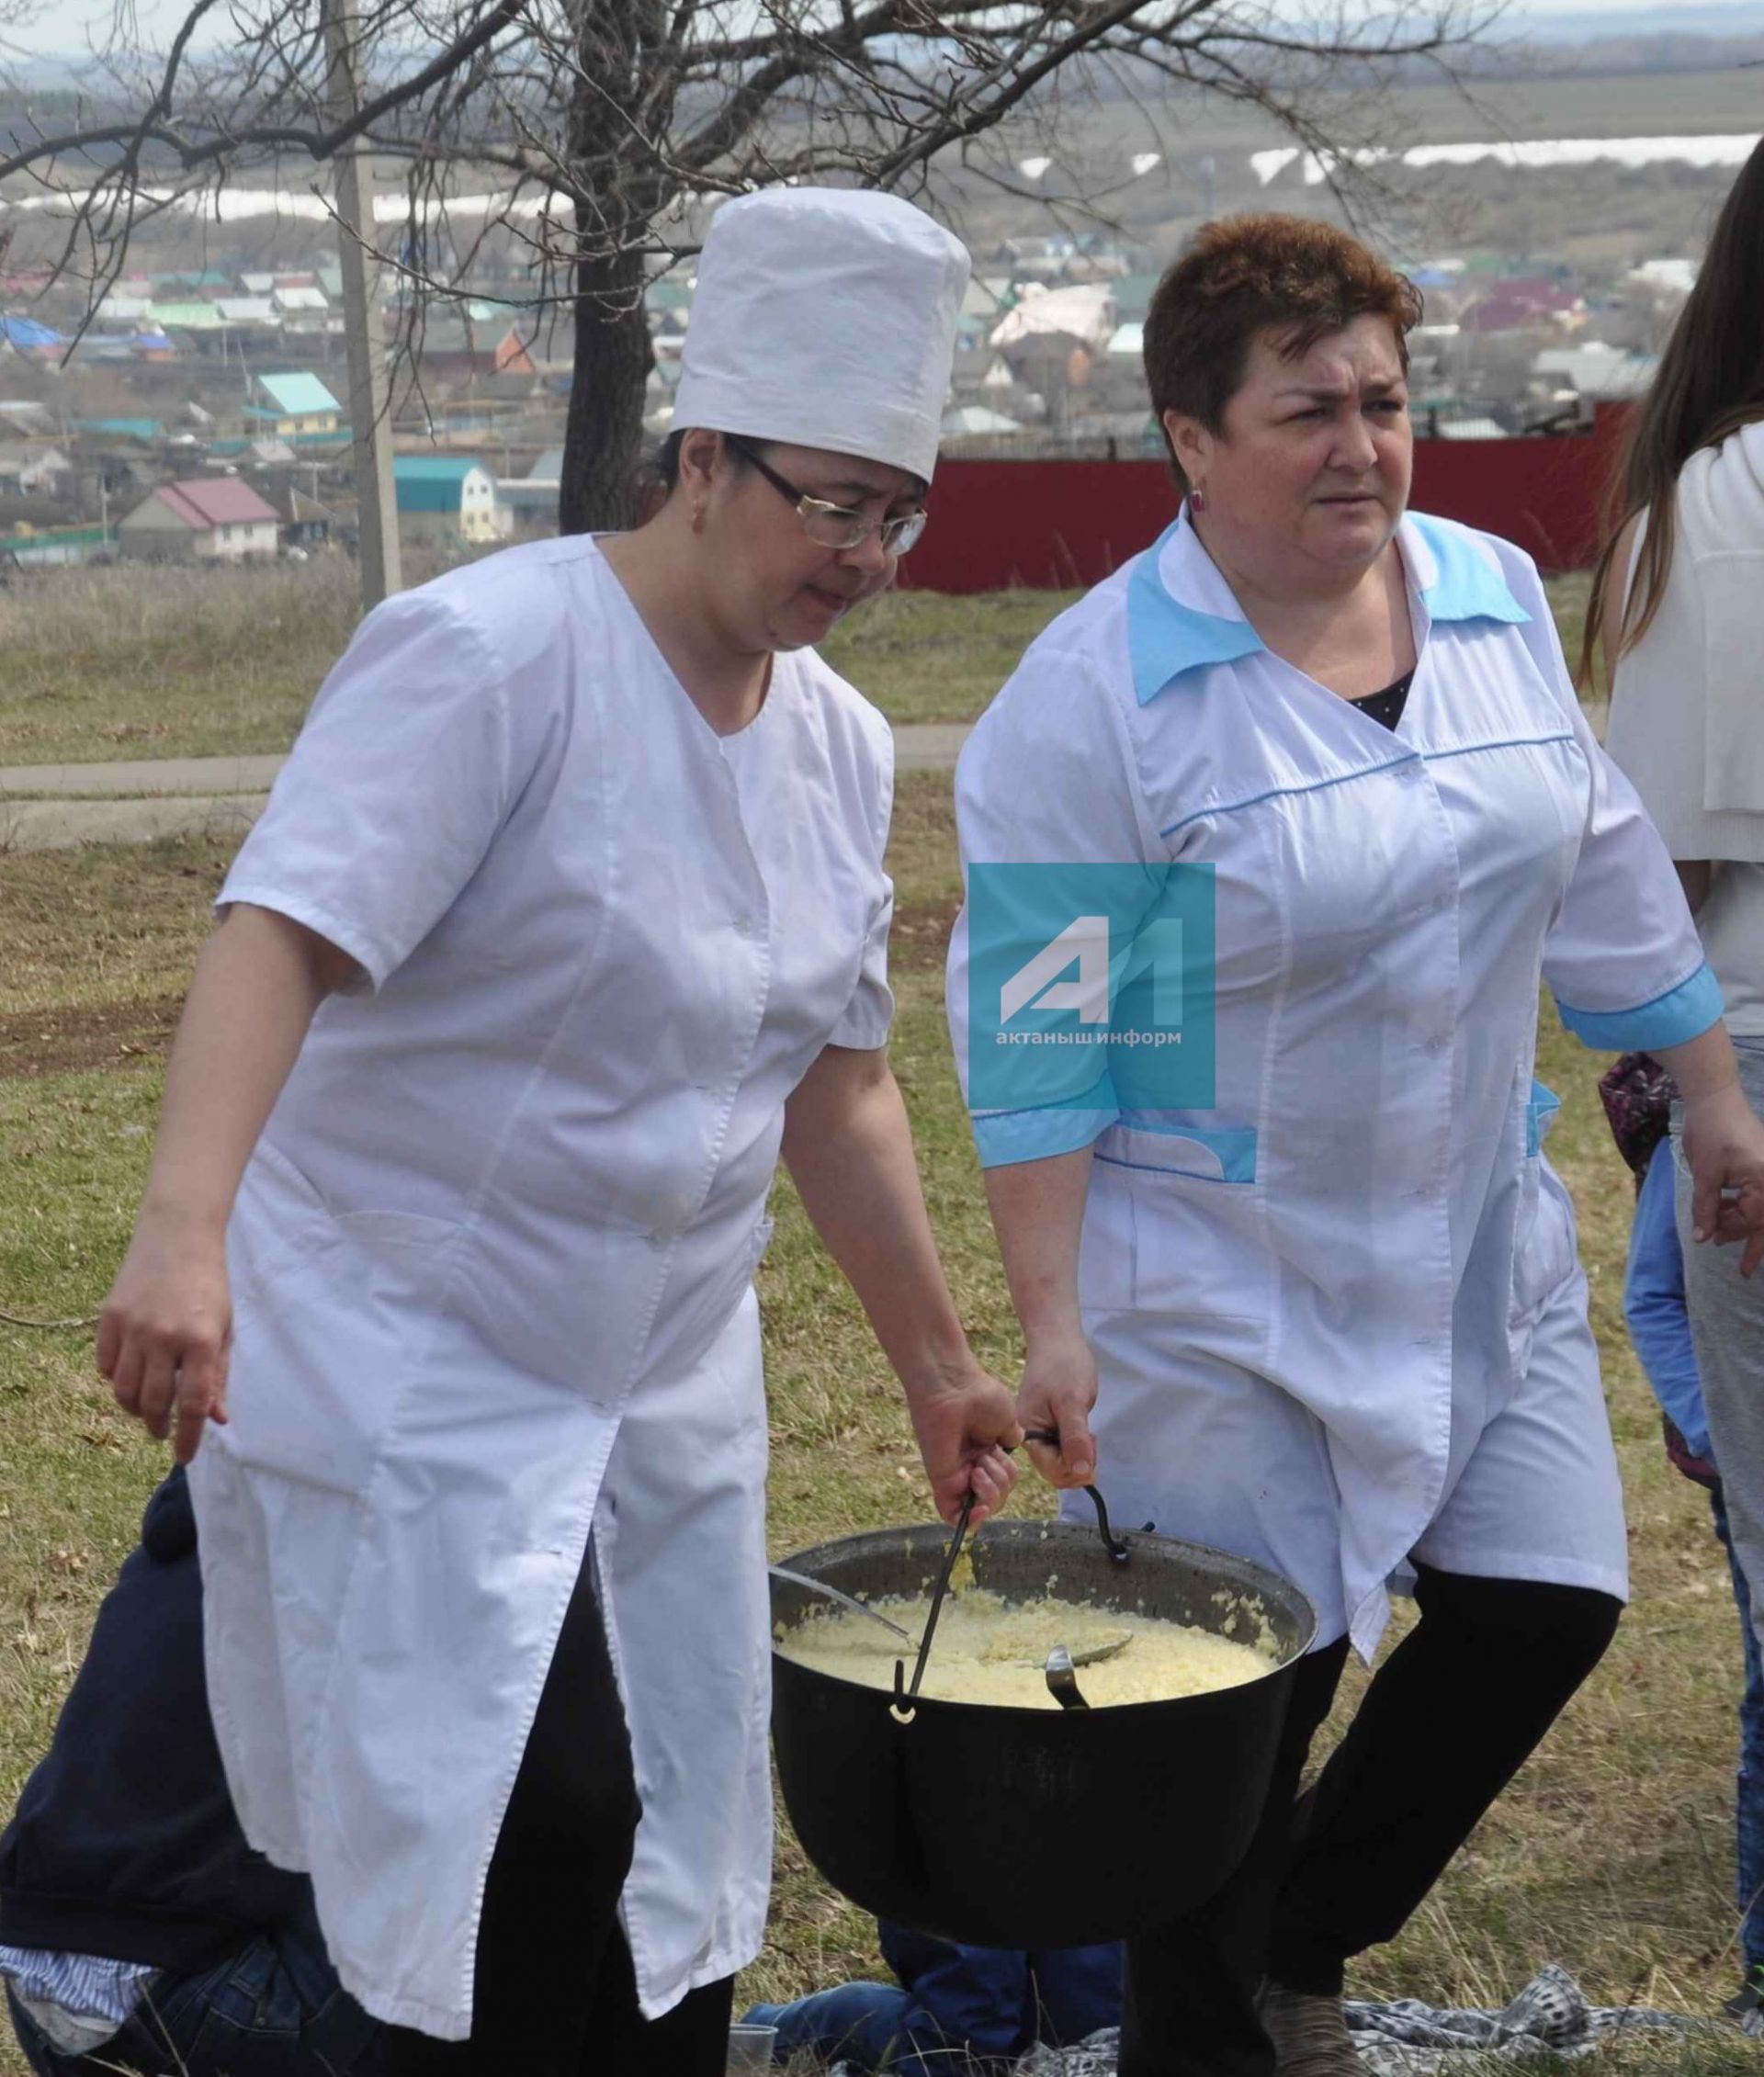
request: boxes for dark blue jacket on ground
[745,1921,1122,2071]
[0,1469,308,1971]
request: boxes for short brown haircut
[1142,215,1422,482]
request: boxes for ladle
[898,1438,1139,1703]
[778,1563,1132,1670]
[768,1565,915,1644]
[902,1489,978,1702]
[1044,1643,1091,1710]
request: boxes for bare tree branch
[2,0,1499,525]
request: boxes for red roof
[154,478,280,530]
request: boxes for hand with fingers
[96,1211,232,1464]
[1682,1080,1764,1276]
[908,1361,1023,1528]
[1015,1322,1098,1490]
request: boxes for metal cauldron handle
[1020,1429,1134,1564]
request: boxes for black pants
[384,1554,734,2077]
[1118,1563,1622,2077]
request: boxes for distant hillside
[1524,0,1764,37]
[1493,20,1764,71]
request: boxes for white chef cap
[671,186,970,485]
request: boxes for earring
[1190,484,1207,514]
[691,503,707,533]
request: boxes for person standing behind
[1600,1053,1764,2022]
[1597,134,1764,1721]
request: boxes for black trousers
[1118,1563,1622,2077]
[384,1553,734,2077]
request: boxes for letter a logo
[1000,915,1111,1025]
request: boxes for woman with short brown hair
[949,211,1764,2074]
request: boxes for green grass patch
[0,562,1073,767]
[820,584,1082,728]
[0,559,1602,771]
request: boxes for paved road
[1,794,271,852]
[0,727,975,852]
[0,753,288,798]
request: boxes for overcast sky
[7,0,1760,60]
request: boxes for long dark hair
[1581,136,1764,683]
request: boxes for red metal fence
[905,405,1629,593]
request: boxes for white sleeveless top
[1605,420,1764,1035]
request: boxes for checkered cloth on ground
[826,1963,1718,2074]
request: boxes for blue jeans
[1713,1486,1764,1975]
[6,1899,383,2077]
[745,1983,992,2074]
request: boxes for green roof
[74,416,162,440]
[257,371,342,416]
[394,454,489,512]
[151,301,224,330]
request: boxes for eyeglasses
[724,436,929,556]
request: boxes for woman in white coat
[947,214,1764,2077]
[1596,138,1764,2013]
[96,187,1020,2077]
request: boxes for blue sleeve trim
[1112,1117,1259,1182]
[972,1104,1120,1168]
[1555,962,1724,1053]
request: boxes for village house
[117,476,281,563]
[0,401,56,439]
[272,281,333,336]
[250,372,344,438]
[500,447,560,529]
[260,480,337,553]
[393,456,509,545]
[0,315,64,360]
[0,443,72,494]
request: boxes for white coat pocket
[228,1145,462,1496]
[1510,1082,1577,1331]
[1088,1122,1266,1321]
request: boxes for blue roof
[74,416,162,440]
[257,371,342,416]
[394,454,488,512]
[2,315,63,350]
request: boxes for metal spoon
[1045,1644,1091,1710]
[1057,1630,1132,1668]
[769,1566,915,1645]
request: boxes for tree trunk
[560,236,655,534]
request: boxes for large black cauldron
[770,1518,1316,1948]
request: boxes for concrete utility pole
[323,0,401,610]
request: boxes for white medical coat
[188,536,895,2037]
[948,510,1720,1657]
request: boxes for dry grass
[0,552,1598,771]
[0,560,362,765]
[0,558,1068,768]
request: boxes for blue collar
[1127,507,1531,706]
